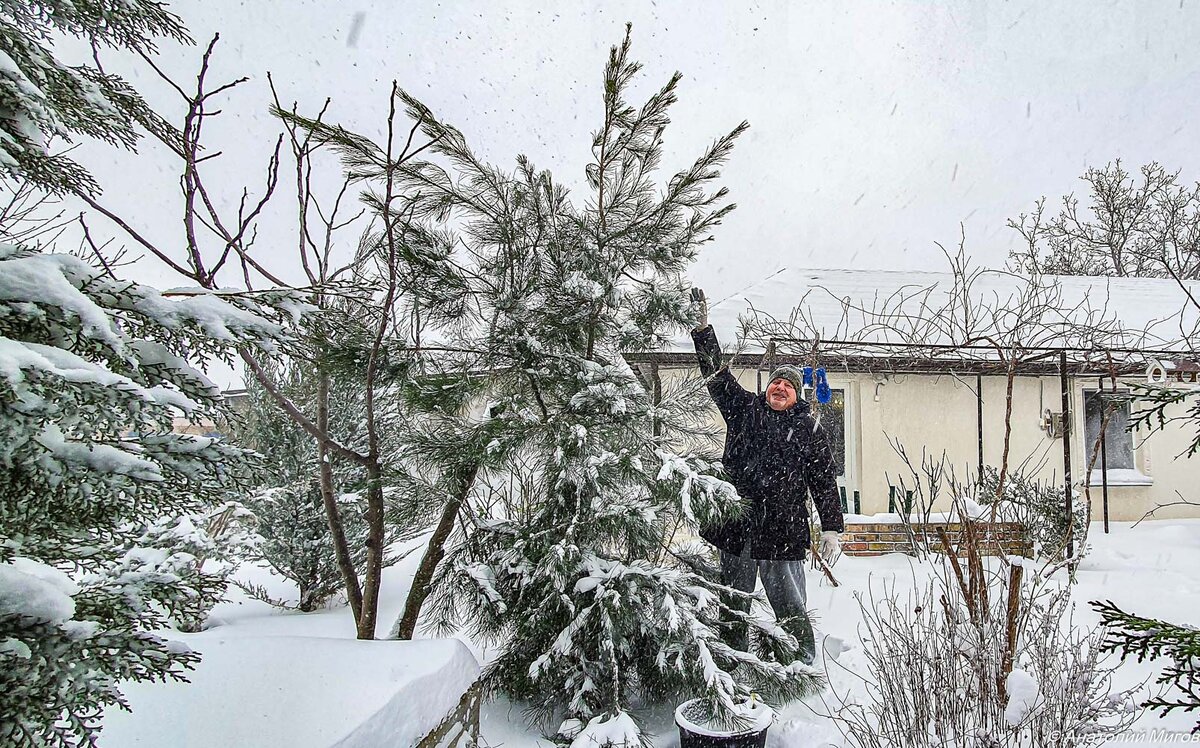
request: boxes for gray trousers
[720,545,815,665]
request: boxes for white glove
[690,287,708,331]
[819,531,842,567]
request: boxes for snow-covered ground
[100,520,1200,747]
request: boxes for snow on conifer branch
[0,1,189,195]
[391,26,827,744]
[0,239,300,747]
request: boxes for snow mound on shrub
[101,635,479,747]
[1004,668,1041,725]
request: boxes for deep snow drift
[99,520,1199,747]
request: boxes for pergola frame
[629,336,1198,559]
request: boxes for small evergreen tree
[240,484,370,612]
[121,499,259,632]
[271,24,822,738]
[394,27,823,743]
[977,467,1087,561]
[0,241,297,747]
[234,361,373,612]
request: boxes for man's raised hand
[690,287,708,331]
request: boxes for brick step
[845,522,1025,533]
[843,545,1032,557]
[843,531,1024,542]
[840,521,1032,558]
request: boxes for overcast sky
[77,0,1200,301]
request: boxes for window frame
[815,379,857,494]
[1081,388,1151,486]
[812,386,849,480]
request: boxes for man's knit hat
[767,365,805,392]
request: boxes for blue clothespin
[815,367,832,404]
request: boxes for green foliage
[0,241,294,747]
[978,467,1086,561]
[0,5,314,741]
[2,611,195,747]
[1094,600,1200,733]
[134,501,259,632]
[0,1,189,194]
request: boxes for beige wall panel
[656,362,1200,522]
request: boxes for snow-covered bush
[834,576,1138,746]
[0,242,297,747]
[831,531,1138,746]
[117,501,259,632]
[978,467,1087,561]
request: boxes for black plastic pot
[674,699,773,748]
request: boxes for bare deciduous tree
[74,37,462,640]
[1009,161,1200,281]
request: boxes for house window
[1083,390,1133,471]
[813,388,846,478]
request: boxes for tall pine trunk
[393,463,480,639]
[317,369,364,624]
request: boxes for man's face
[766,377,797,411]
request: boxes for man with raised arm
[689,288,844,665]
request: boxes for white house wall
[657,364,1200,522]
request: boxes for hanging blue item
[815,367,832,404]
[802,366,814,387]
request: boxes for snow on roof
[663,267,1200,355]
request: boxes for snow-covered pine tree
[128,498,260,633]
[401,27,823,744]
[0,241,299,747]
[0,7,311,742]
[0,1,187,195]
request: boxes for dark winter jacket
[692,325,844,560]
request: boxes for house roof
[643,267,1200,375]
